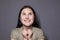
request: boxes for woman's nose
[25,15,29,19]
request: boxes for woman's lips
[24,20,31,22]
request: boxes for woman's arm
[10,29,18,40]
[38,29,45,40]
[11,38,15,40]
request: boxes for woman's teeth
[24,20,31,22]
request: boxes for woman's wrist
[24,38,32,40]
[29,38,32,40]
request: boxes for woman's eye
[29,13,32,15]
[22,13,25,15]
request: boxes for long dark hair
[16,5,41,28]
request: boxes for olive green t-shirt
[10,27,44,40]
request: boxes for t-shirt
[10,27,44,40]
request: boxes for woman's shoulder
[33,27,43,33]
[10,28,22,38]
[11,28,22,33]
[12,28,19,31]
[33,27,45,39]
[33,27,42,31]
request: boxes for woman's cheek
[21,15,25,21]
[20,16,25,22]
[30,16,34,21]
[30,18,34,24]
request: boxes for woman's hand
[23,36,32,40]
[22,29,33,40]
[27,29,33,39]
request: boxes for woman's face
[20,8,34,27]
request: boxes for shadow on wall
[44,34,48,40]
[37,17,48,40]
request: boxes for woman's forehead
[21,8,33,13]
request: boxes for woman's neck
[22,25,32,30]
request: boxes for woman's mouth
[24,20,31,23]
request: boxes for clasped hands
[22,29,33,40]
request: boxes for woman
[10,5,45,40]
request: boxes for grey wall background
[0,0,60,40]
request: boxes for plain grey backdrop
[0,0,60,40]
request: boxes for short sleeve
[10,29,18,40]
[38,29,45,40]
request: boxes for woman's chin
[23,24,31,27]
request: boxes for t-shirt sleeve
[10,29,18,40]
[38,29,45,40]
